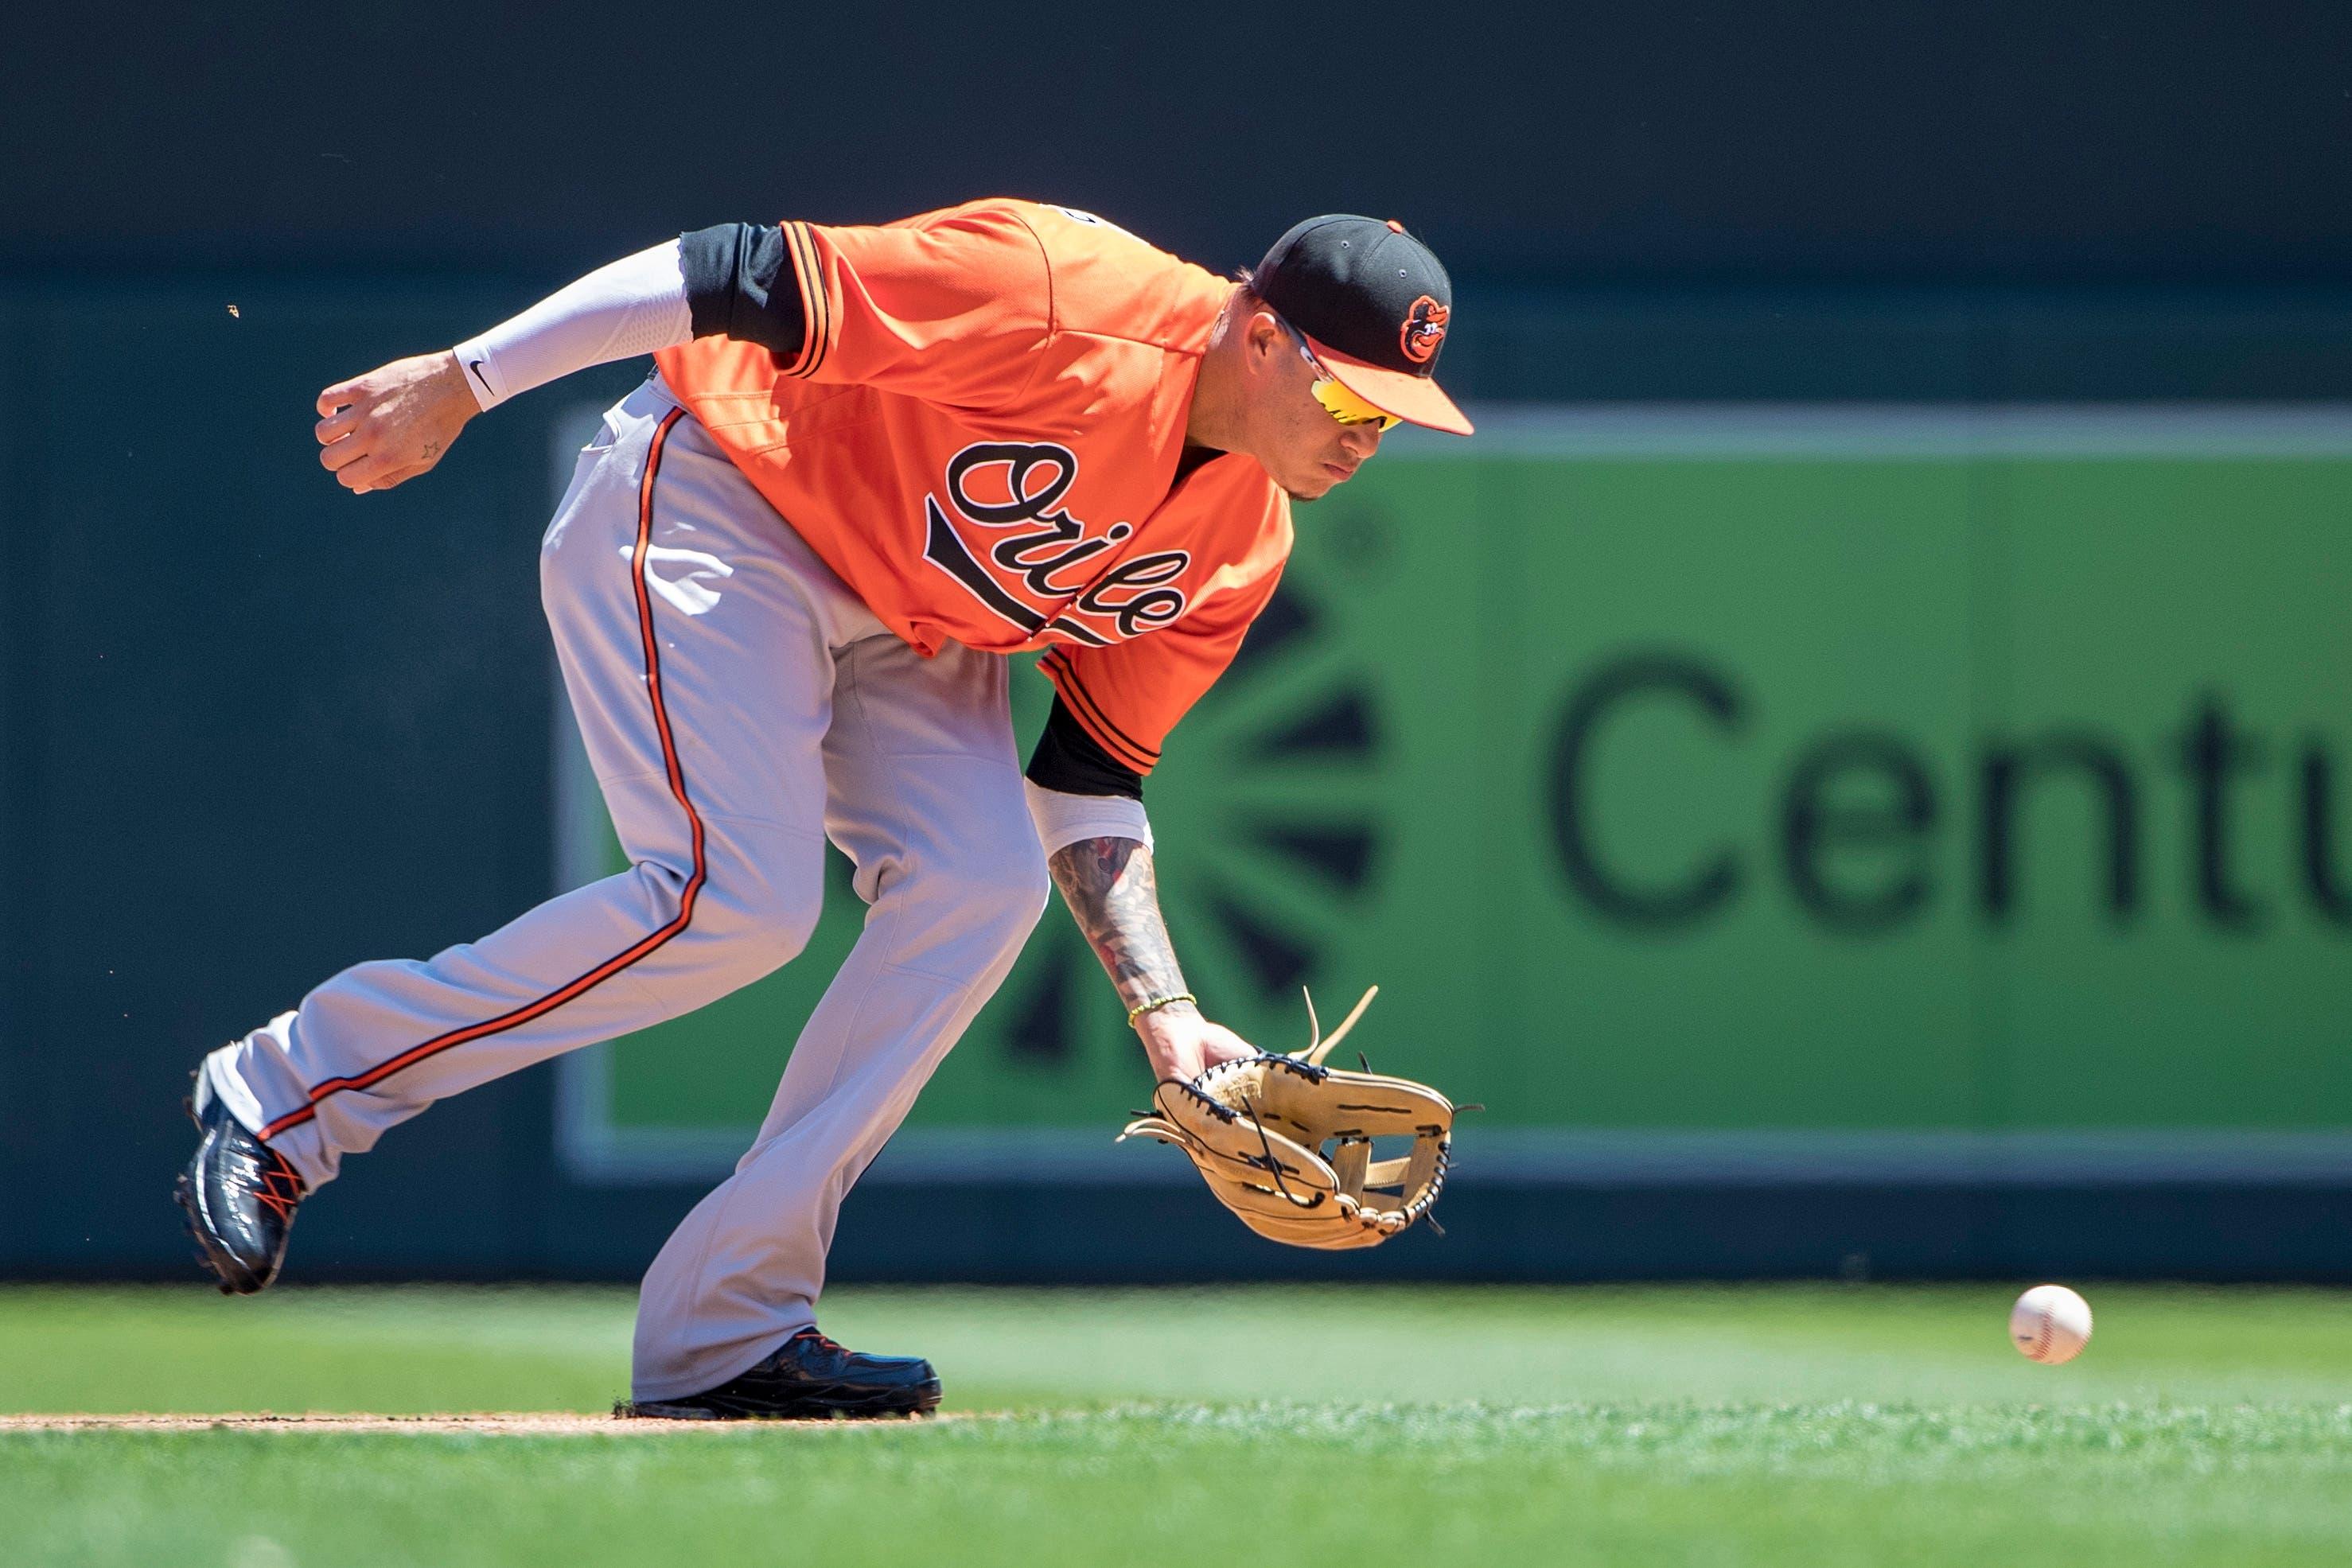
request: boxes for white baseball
[2009,1284,2093,1364]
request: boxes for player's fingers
[344,443,442,490]
[331,446,404,491]
[318,433,370,473]
[316,379,366,418]
[360,461,431,493]
[360,465,437,496]
[315,407,361,445]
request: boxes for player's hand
[1134,1006,1257,1082]
[314,352,478,493]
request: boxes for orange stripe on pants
[259,408,703,1142]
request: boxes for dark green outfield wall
[11,2,2352,288]
[4,278,2350,1281]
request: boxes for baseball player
[177,200,1471,1418]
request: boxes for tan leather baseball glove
[1118,987,1459,1251]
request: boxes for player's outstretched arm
[314,352,478,494]
[313,235,691,494]
[1048,835,1258,1082]
[313,224,787,495]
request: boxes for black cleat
[173,1068,305,1295]
[617,1329,943,1421]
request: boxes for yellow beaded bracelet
[1125,991,1198,1025]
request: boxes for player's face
[1240,311,1388,501]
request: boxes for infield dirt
[0,1411,975,1434]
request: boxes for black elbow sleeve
[1026,699,1146,800]
[679,222,807,356]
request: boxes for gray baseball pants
[204,375,1049,1401]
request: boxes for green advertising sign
[555,407,2352,1183]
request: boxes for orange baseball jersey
[654,199,1291,776]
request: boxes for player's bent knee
[954,838,1053,949]
[700,869,826,968]
[652,831,827,988]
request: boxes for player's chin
[1282,463,1352,504]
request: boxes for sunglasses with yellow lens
[1278,317,1401,432]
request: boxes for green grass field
[5,1283,2350,1566]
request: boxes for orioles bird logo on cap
[1400,296,1449,365]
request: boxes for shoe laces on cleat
[251,1155,304,1222]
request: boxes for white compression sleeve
[1024,780,1154,857]
[450,239,692,411]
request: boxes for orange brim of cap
[1305,336,1475,436]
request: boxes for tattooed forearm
[1047,836,1197,1018]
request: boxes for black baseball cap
[1252,215,1472,436]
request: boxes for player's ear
[1242,308,1286,368]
